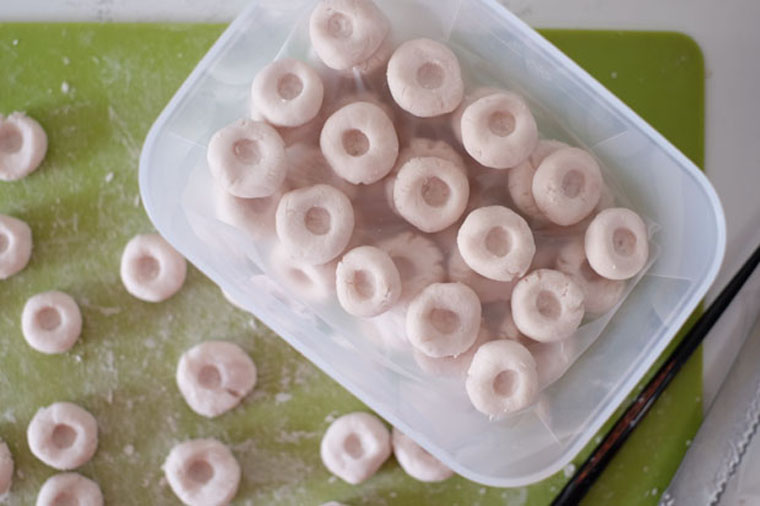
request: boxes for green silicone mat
[0,24,703,505]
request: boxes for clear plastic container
[139,0,726,487]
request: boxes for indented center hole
[487,111,516,137]
[342,129,369,157]
[392,255,414,280]
[36,306,62,331]
[484,227,510,257]
[187,458,214,484]
[327,12,353,38]
[429,307,460,334]
[536,290,561,320]
[198,365,222,389]
[52,492,77,506]
[0,123,22,153]
[416,62,445,90]
[277,73,304,100]
[420,176,450,207]
[52,424,76,449]
[233,138,261,165]
[580,259,601,282]
[492,369,518,397]
[304,206,331,235]
[136,255,160,282]
[343,433,363,458]
[561,169,585,198]
[352,270,374,300]
[612,227,636,257]
[0,233,8,253]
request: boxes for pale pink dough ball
[309,0,390,70]
[460,91,537,169]
[393,156,469,233]
[510,269,585,343]
[465,339,539,417]
[457,206,535,282]
[450,86,501,142]
[250,58,324,127]
[320,412,391,484]
[320,101,399,185]
[378,231,445,305]
[387,38,464,118]
[213,183,283,240]
[391,428,453,482]
[0,112,47,181]
[532,147,603,226]
[207,119,286,199]
[405,282,481,358]
[584,207,649,280]
[336,245,401,317]
[556,237,625,314]
[275,184,355,265]
[0,214,32,279]
[507,140,568,223]
[447,247,516,303]
[413,326,493,378]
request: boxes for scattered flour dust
[274,392,292,404]
[62,56,71,65]
[123,444,135,456]
[105,172,114,183]
[61,81,70,94]
[563,463,576,478]
[11,39,18,46]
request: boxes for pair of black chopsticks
[553,242,760,505]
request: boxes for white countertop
[3,0,759,408]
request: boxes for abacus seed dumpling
[507,140,568,223]
[532,147,603,226]
[207,119,286,199]
[275,184,355,265]
[584,207,649,280]
[391,428,453,482]
[556,237,624,314]
[457,206,536,282]
[320,412,391,484]
[393,156,469,233]
[320,101,399,185]
[0,214,32,280]
[213,183,282,240]
[250,58,324,127]
[465,339,539,417]
[0,112,47,181]
[461,91,538,169]
[510,269,584,343]
[336,245,401,317]
[406,282,482,358]
[309,0,390,70]
[387,38,464,118]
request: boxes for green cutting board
[0,24,703,505]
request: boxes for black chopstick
[552,242,760,505]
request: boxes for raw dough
[336,245,401,317]
[320,101,399,185]
[0,439,12,496]
[391,428,453,482]
[585,207,648,280]
[387,38,464,117]
[275,184,355,265]
[36,473,102,506]
[213,183,282,240]
[393,156,469,233]
[27,402,98,470]
[207,119,286,198]
[460,91,537,169]
[0,213,32,279]
[251,58,324,127]
[120,233,187,303]
[457,205,536,282]
[510,269,584,343]
[507,140,568,223]
[21,290,82,354]
[309,0,390,70]
[320,412,391,484]
[377,231,445,305]
[413,326,492,378]
[532,147,602,226]
[465,339,539,417]
[0,112,47,181]
[164,438,240,506]
[406,282,481,358]
[176,341,257,418]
